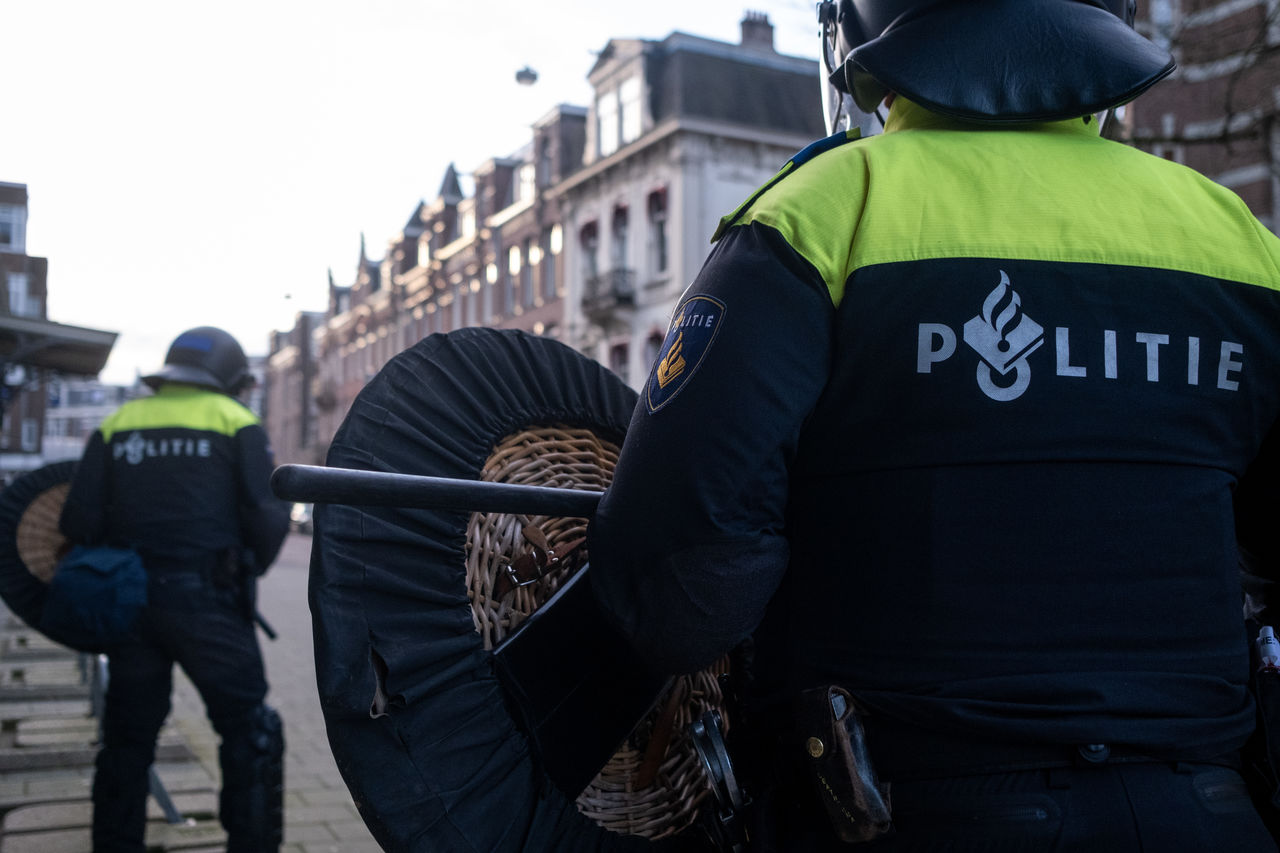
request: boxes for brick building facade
[1128,0,1280,229]
[264,311,325,466]
[0,182,52,471]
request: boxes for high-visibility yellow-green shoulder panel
[100,385,259,442]
[711,128,864,244]
[733,104,1280,307]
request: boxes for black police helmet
[142,327,253,395]
[825,0,1175,123]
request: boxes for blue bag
[40,545,148,651]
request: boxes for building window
[522,238,536,307]
[481,263,493,320]
[648,188,669,274]
[609,342,630,380]
[21,418,38,452]
[597,77,642,159]
[0,206,17,249]
[611,206,629,271]
[645,330,665,371]
[466,279,479,326]
[461,206,476,240]
[476,271,490,320]
[1153,143,1184,164]
[580,222,600,280]
[537,138,554,187]
[6,273,30,317]
[1147,0,1176,51]
[506,246,521,314]
[542,227,558,301]
[528,242,546,304]
[597,89,619,158]
[394,245,414,275]
[620,76,642,145]
[418,238,431,267]
[518,162,536,204]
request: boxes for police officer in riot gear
[589,0,1280,849]
[61,327,290,852]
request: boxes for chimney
[740,11,774,51]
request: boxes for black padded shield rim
[309,328,657,852]
[0,461,77,642]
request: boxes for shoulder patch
[646,295,727,414]
[711,128,863,244]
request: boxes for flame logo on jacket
[962,271,1044,401]
[656,329,687,388]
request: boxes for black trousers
[755,760,1277,852]
[92,570,267,853]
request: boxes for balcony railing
[581,268,636,322]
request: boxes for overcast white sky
[4,0,817,384]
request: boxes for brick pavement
[0,532,383,852]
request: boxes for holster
[218,548,257,625]
[792,686,892,844]
[1244,618,1280,842]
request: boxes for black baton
[270,463,605,518]
[255,611,278,641]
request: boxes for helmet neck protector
[825,0,1174,124]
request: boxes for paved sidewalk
[0,533,382,852]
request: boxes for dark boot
[92,742,153,853]
[219,704,285,853]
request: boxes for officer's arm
[588,223,833,674]
[1238,422,1280,618]
[58,431,109,545]
[236,424,290,572]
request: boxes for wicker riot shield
[307,328,729,852]
[0,461,77,641]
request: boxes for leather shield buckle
[494,524,582,598]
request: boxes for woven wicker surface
[15,483,70,584]
[465,424,725,839]
[468,426,615,644]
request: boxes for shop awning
[0,314,117,377]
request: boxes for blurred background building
[0,182,116,480]
[263,11,823,467]
[1125,0,1280,229]
[18,5,1278,474]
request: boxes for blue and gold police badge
[646,294,726,413]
